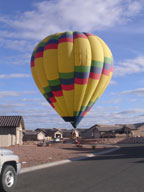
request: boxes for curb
[20,145,120,174]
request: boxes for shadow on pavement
[78,145,144,162]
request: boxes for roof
[90,124,122,132]
[0,116,25,129]
[24,130,38,135]
[116,122,144,130]
[35,128,62,136]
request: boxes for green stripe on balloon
[59,72,74,79]
[104,57,113,64]
[75,66,90,73]
[91,60,103,68]
[74,111,79,116]
[50,36,59,40]
[48,79,61,86]
[43,93,48,99]
[80,106,86,111]
[43,86,51,93]
[32,50,36,57]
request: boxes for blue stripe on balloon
[60,78,74,85]
[90,66,102,74]
[36,46,44,53]
[103,63,111,70]
[75,72,89,79]
[59,32,73,39]
[46,39,58,45]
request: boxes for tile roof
[0,116,25,129]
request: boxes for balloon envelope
[31,31,113,128]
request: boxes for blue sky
[0,0,144,129]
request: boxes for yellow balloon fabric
[31,31,113,128]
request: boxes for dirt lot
[4,143,112,168]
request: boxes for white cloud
[0,0,143,40]
[109,80,117,85]
[114,56,144,77]
[0,53,31,66]
[121,88,144,96]
[21,98,42,102]
[0,73,30,79]
[0,91,36,98]
[0,38,34,52]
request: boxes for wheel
[0,165,17,192]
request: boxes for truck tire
[0,165,17,192]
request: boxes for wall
[0,134,16,147]
[0,127,16,147]
[37,132,45,140]
[16,124,23,145]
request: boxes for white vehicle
[0,148,21,192]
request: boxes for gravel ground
[4,143,111,168]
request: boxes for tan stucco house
[35,128,63,139]
[0,116,25,147]
[23,130,45,141]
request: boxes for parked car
[53,138,61,143]
[0,148,21,192]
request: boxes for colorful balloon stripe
[60,78,74,85]
[75,78,89,84]
[61,84,74,90]
[89,72,101,80]
[35,52,43,58]
[75,72,89,79]
[59,38,73,43]
[44,44,58,50]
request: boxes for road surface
[15,144,144,192]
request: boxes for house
[77,126,100,139]
[0,116,25,147]
[23,130,45,141]
[117,123,144,137]
[60,129,73,138]
[35,128,63,139]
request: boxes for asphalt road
[15,144,144,192]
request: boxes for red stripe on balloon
[61,84,74,90]
[44,44,58,50]
[82,111,87,117]
[53,90,63,97]
[51,103,55,108]
[59,38,73,43]
[49,97,56,103]
[75,78,88,84]
[31,61,35,67]
[90,72,101,80]
[102,68,110,76]
[85,33,94,37]
[74,34,87,39]
[35,52,43,58]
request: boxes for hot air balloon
[31,31,113,128]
